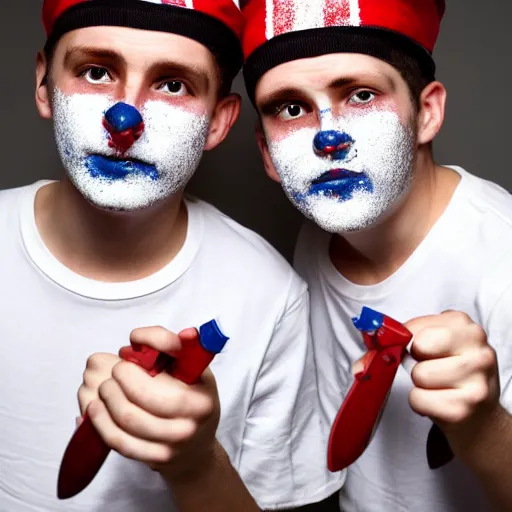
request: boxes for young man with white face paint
[241,1,512,511]
[0,1,342,511]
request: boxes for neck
[35,178,188,282]
[330,151,461,285]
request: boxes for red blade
[57,413,110,499]
[327,345,405,471]
[57,320,228,499]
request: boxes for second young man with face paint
[242,1,512,511]
[0,1,342,511]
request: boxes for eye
[349,90,375,105]
[278,104,306,121]
[159,81,188,96]
[82,66,112,84]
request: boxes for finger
[111,362,216,420]
[77,386,98,416]
[86,353,121,372]
[129,326,182,354]
[87,399,173,464]
[409,327,455,361]
[98,378,198,443]
[409,387,473,424]
[411,354,477,390]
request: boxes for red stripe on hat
[324,0,353,27]
[273,0,295,37]
[359,0,441,52]
[240,0,268,58]
[192,0,245,38]
[43,0,88,34]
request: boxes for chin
[294,192,392,234]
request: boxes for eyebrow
[64,46,125,67]
[148,61,211,91]
[258,72,397,112]
[63,45,211,91]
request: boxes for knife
[57,319,229,500]
[327,307,454,472]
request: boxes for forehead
[256,53,404,99]
[54,25,216,71]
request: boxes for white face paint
[52,88,210,211]
[267,108,416,233]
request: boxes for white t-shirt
[0,181,342,512]
[294,166,512,512]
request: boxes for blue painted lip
[85,154,158,181]
[308,169,373,201]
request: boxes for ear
[255,120,281,183]
[204,93,241,151]
[35,50,52,119]
[416,81,446,145]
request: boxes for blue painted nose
[103,102,145,153]
[313,130,354,154]
[104,102,143,133]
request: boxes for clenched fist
[78,326,221,479]
[406,311,501,456]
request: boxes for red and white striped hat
[43,0,245,79]
[241,0,445,101]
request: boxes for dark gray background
[1,2,509,261]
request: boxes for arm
[405,299,512,510]
[163,440,260,512]
[457,285,512,511]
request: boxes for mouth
[308,169,373,201]
[85,154,158,181]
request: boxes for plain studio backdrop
[1,1,509,262]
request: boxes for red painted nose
[102,102,144,153]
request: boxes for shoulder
[457,167,512,238]
[187,196,307,304]
[0,182,42,229]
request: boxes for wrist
[161,440,224,486]
[450,404,508,464]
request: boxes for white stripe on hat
[265,0,274,40]
[267,0,361,40]
[293,1,325,31]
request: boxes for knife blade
[57,319,229,500]
[327,307,453,472]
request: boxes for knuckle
[466,384,488,406]
[86,354,101,370]
[479,346,497,369]
[444,311,472,326]
[467,323,487,343]
[119,408,138,431]
[98,379,114,401]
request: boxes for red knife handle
[57,320,228,500]
[327,344,406,472]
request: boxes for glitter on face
[267,109,416,233]
[52,88,210,211]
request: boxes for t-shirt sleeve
[484,282,512,413]
[237,278,343,510]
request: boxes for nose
[103,102,144,153]
[313,130,353,157]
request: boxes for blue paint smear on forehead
[86,155,159,181]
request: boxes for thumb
[129,326,182,353]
